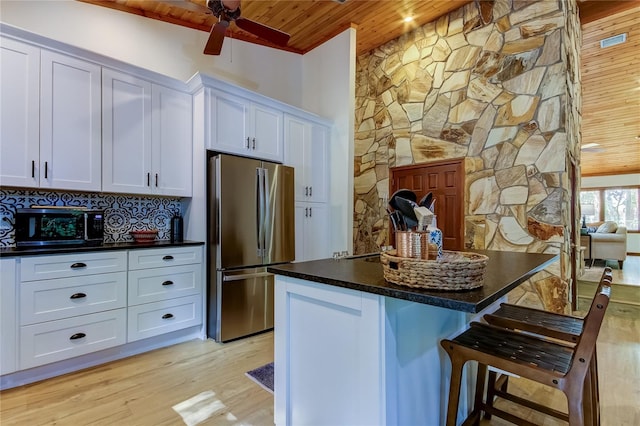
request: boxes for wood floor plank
[1,302,638,425]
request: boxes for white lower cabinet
[127,246,203,342]
[0,258,17,375]
[20,309,127,370]
[3,245,204,387]
[127,295,202,342]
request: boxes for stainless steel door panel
[210,155,263,269]
[263,162,296,265]
[218,269,274,342]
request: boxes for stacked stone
[353,0,581,313]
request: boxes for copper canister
[396,231,429,259]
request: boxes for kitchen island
[268,250,558,426]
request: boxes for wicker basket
[380,249,488,291]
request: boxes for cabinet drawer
[127,295,202,342]
[128,264,202,306]
[128,246,202,270]
[20,309,127,369]
[20,272,127,325]
[21,251,127,281]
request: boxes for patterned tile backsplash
[0,189,183,247]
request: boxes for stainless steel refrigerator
[207,153,295,342]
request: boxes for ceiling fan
[203,0,291,55]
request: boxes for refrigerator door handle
[256,167,263,257]
[223,272,272,281]
[263,166,271,259]
[258,167,267,258]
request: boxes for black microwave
[15,207,104,248]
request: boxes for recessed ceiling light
[403,16,414,23]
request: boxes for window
[580,186,639,231]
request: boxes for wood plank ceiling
[580,3,640,177]
[78,0,640,177]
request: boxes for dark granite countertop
[268,250,558,313]
[0,240,204,257]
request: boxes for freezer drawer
[217,269,274,342]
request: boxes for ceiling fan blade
[235,17,290,46]
[204,20,228,55]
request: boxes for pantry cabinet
[0,38,101,191]
[102,69,192,197]
[294,202,330,262]
[284,114,329,203]
[209,90,283,162]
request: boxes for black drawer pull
[162,255,174,261]
[70,262,87,269]
[31,160,35,178]
[70,292,87,299]
[162,280,174,286]
[70,333,86,340]
[162,313,174,319]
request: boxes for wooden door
[390,159,464,251]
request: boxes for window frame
[580,185,639,233]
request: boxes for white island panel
[275,276,385,426]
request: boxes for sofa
[587,222,627,269]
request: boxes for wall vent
[600,33,627,48]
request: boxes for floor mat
[245,362,274,394]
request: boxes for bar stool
[482,267,613,425]
[440,273,612,426]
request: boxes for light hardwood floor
[2,303,639,426]
[580,255,640,286]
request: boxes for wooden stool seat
[481,268,612,424]
[441,271,612,426]
[486,303,584,342]
[451,322,575,374]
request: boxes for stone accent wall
[353,0,582,312]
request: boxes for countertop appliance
[207,153,295,342]
[15,207,104,248]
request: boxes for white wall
[0,0,303,106]
[582,173,640,254]
[301,28,356,255]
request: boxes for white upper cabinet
[102,69,192,197]
[284,114,329,203]
[40,50,102,192]
[0,37,40,188]
[102,69,153,194]
[0,38,101,191]
[152,84,193,197]
[209,90,283,162]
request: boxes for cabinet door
[0,37,40,188]
[40,50,101,191]
[0,258,17,375]
[307,123,329,202]
[251,103,283,162]
[152,84,193,197]
[102,68,153,194]
[210,92,248,155]
[284,115,308,200]
[304,203,330,261]
[294,202,330,262]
